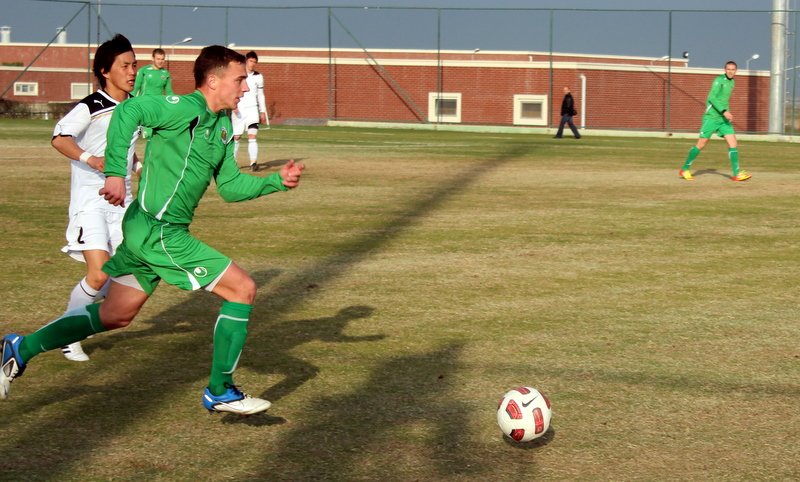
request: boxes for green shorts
[103,200,231,296]
[699,115,735,139]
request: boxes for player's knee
[237,276,258,304]
[85,270,110,291]
[98,299,142,330]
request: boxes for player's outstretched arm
[279,159,305,189]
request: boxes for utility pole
[769,0,787,134]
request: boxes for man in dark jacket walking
[554,86,581,139]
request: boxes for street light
[169,37,192,69]
[746,53,760,70]
[650,54,669,66]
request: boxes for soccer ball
[496,386,552,442]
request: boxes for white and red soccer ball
[496,386,552,442]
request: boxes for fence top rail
[28,1,796,14]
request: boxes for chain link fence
[1,3,798,134]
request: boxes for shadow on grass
[692,168,733,179]
[239,157,305,172]
[0,142,533,478]
[252,342,478,479]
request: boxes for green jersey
[704,73,735,119]
[132,64,174,97]
[105,91,287,225]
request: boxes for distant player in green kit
[1,45,305,415]
[132,48,174,97]
[680,60,751,182]
[133,48,174,145]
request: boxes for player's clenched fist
[99,176,127,207]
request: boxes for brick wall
[0,43,770,132]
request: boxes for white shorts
[61,209,125,262]
[232,109,260,136]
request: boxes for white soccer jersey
[53,89,136,217]
[237,70,266,115]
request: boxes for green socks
[208,301,252,395]
[683,146,740,175]
[19,303,107,362]
[682,146,701,170]
[17,299,253,397]
[728,148,740,175]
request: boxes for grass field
[0,119,798,481]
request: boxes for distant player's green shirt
[104,91,287,226]
[704,73,735,120]
[132,64,174,97]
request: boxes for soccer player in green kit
[132,48,174,97]
[1,45,305,415]
[680,61,751,182]
[133,48,174,145]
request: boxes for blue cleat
[202,384,271,415]
[1,334,27,400]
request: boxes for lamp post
[746,53,760,70]
[169,37,192,69]
[650,54,669,66]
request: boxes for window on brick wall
[428,92,462,123]
[14,82,38,96]
[513,94,548,126]
[71,82,92,100]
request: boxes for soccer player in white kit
[50,34,139,361]
[232,51,267,171]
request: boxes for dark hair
[93,34,134,88]
[193,45,246,88]
[152,48,166,57]
[245,50,258,61]
[725,60,738,68]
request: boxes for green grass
[0,119,798,480]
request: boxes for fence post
[328,7,333,121]
[667,11,672,133]
[437,9,442,125]
[548,9,554,130]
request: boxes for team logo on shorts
[193,266,208,278]
[220,126,228,142]
[166,95,180,104]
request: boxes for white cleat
[61,342,89,362]
[1,334,27,400]
[202,385,271,415]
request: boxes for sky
[1,0,796,69]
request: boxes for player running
[50,34,139,362]
[1,45,305,415]
[679,60,751,182]
[232,51,268,171]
